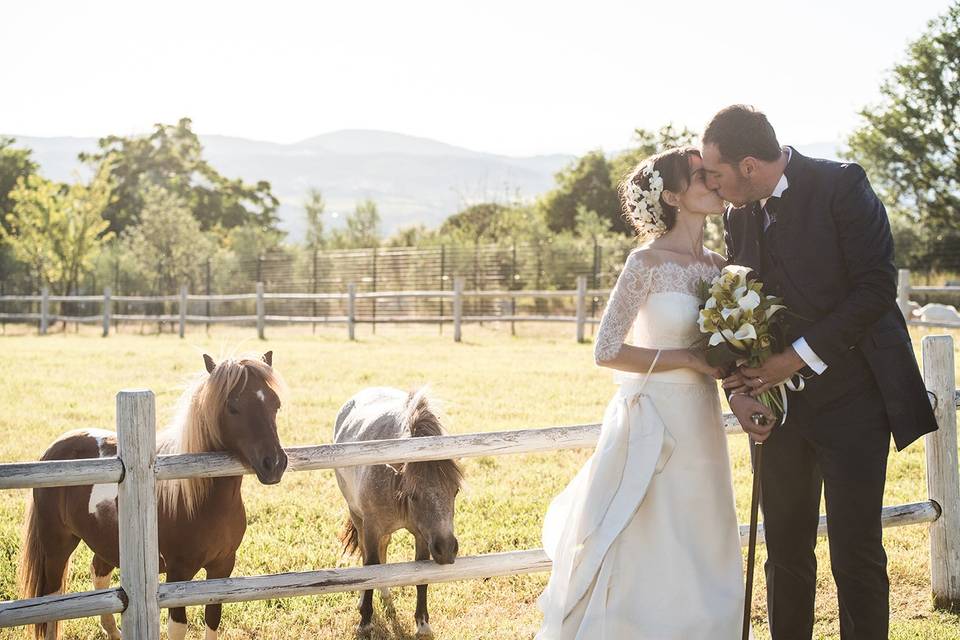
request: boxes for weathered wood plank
[158,500,942,609]
[158,549,551,608]
[116,390,160,640]
[0,457,122,490]
[0,588,125,628]
[155,424,606,480]
[923,336,960,609]
[737,500,940,545]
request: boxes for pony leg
[91,557,121,639]
[165,564,200,640]
[357,527,381,637]
[413,534,432,638]
[202,555,236,640]
[41,546,77,640]
[377,534,395,613]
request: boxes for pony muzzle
[429,535,459,565]
[252,449,288,484]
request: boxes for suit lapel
[768,147,809,252]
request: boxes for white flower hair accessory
[624,165,667,239]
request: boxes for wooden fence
[2,270,958,342]
[0,336,957,635]
[0,277,599,343]
[898,269,960,328]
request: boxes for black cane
[742,426,764,640]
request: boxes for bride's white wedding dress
[536,251,747,639]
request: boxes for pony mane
[394,388,464,501]
[157,354,286,520]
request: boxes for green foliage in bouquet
[696,265,789,368]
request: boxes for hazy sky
[3,0,952,156]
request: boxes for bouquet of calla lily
[696,265,792,422]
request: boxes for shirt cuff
[792,337,828,374]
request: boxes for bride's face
[674,155,725,216]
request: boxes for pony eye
[227,400,240,415]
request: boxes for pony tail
[18,496,65,639]
[338,517,360,557]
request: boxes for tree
[539,151,623,235]
[0,138,38,226]
[1,166,113,295]
[846,2,959,230]
[80,118,279,234]
[574,205,612,241]
[303,187,326,249]
[846,2,960,270]
[609,124,699,187]
[0,138,39,282]
[122,185,214,293]
[385,223,435,247]
[338,199,381,248]
[439,203,511,244]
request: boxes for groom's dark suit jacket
[723,147,938,450]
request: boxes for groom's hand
[730,394,776,443]
[740,347,805,396]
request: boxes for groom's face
[701,143,754,207]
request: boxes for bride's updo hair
[619,146,700,241]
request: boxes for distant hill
[5,130,576,240]
[4,130,846,241]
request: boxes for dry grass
[0,321,958,639]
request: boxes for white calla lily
[724,265,752,286]
[708,332,726,346]
[734,322,757,342]
[721,306,741,322]
[739,290,761,311]
[705,296,717,309]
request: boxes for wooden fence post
[898,269,912,321]
[576,275,587,343]
[453,276,464,343]
[102,287,111,338]
[347,283,356,341]
[179,285,187,339]
[922,335,960,609]
[116,390,160,640]
[256,282,265,340]
[40,287,49,335]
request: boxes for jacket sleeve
[800,164,897,366]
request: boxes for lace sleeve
[594,252,653,362]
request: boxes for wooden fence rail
[3,272,957,341]
[898,269,960,328]
[0,277,608,342]
[0,337,957,635]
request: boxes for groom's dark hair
[703,105,781,165]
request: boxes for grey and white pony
[334,387,462,638]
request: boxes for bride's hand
[687,350,725,379]
[722,369,751,394]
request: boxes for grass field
[0,322,958,639]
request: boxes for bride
[536,147,760,638]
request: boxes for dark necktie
[763,196,779,231]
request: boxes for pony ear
[203,354,216,373]
[262,351,273,367]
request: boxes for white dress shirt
[761,148,828,375]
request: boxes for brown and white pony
[18,352,288,640]
[334,387,463,638]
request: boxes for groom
[701,105,938,639]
